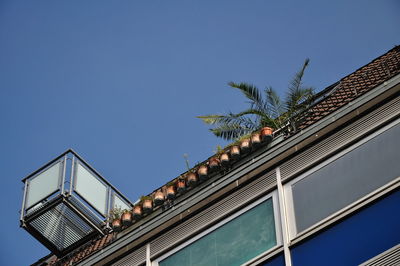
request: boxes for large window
[286,120,400,235]
[155,194,280,266]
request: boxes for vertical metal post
[107,188,112,219]
[69,155,75,195]
[61,156,67,194]
[20,180,28,222]
[276,167,292,266]
[146,243,151,266]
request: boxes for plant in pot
[220,151,230,167]
[197,164,208,181]
[186,170,198,187]
[109,206,123,232]
[176,177,186,194]
[209,145,224,172]
[208,156,220,172]
[239,135,251,154]
[251,132,261,147]
[154,190,165,207]
[140,196,153,214]
[260,127,273,143]
[166,181,176,200]
[121,209,132,226]
[133,204,142,220]
[229,143,241,160]
[197,59,314,141]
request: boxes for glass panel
[292,122,400,233]
[160,199,276,266]
[26,161,62,209]
[74,162,108,216]
[113,194,131,211]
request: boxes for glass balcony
[20,149,132,256]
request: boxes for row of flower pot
[210,126,274,167]
[110,127,274,231]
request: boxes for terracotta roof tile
[48,233,115,266]
[298,46,400,130]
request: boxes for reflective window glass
[159,198,277,266]
[291,122,400,233]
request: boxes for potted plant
[260,127,273,142]
[133,204,142,220]
[220,151,230,167]
[141,196,153,214]
[166,181,176,200]
[187,171,198,187]
[154,190,165,206]
[239,136,251,154]
[197,164,208,181]
[209,145,224,172]
[208,156,220,172]
[230,144,240,159]
[251,132,261,147]
[176,178,186,194]
[109,206,123,232]
[121,209,132,226]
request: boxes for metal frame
[72,160,110,217]
[23,159,64,212]
[20,149,133,256]
[151,191,281,266]
[284,117,400,240]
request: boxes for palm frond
[288,58,309,95]
[228,82,265,111]
[197,115,225,125]
[198,113,257,129]
[265,87,285,119]
[198,58,314,139]
[210,124,253,141]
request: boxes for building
[22,46,400,266]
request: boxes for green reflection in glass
[160,199,276,266]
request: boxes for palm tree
[198,59,314,141]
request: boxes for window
[285,120,400,235]
[155,194,280,266]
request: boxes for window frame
[152,190,282,266]
[284,118,400,240]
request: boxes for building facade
[28,46,400,266]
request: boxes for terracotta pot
[260,127,273,142]
[209,157,220,171]
[251,132,261,146]
[154,191,165,206]
[187,172,198,187]
[197,165,208,181]
[240,138,251,153]
[121,211,132,226]
[166,185,176,200]
[220,152,230,166]
[133,205,142,220]
[142,199,153,214]
[177,179,186,193]
[230,145,240,159]
[112,218,122,231]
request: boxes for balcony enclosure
[20,149,132,256]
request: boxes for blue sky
[0,0,399,265]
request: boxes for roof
[41,45,400,266]
[299,45,400,129]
